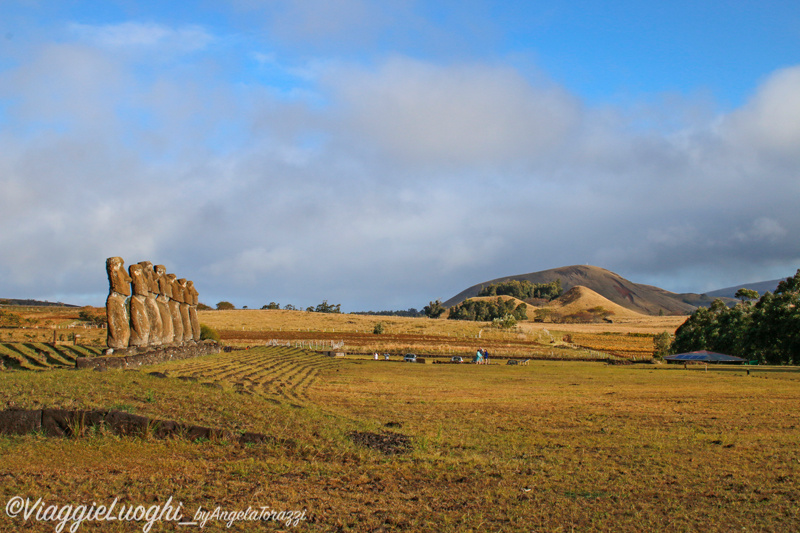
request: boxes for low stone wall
[75,341,220,371]
[0,408,280,445]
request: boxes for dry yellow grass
[198,308,686,359]
[2,347,799,531]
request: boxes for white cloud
[69,22,213,54]
[735,217,787,243]
[2,10,800,309]
[326,57,581,166]
[723,65,800,158]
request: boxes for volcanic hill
[444,265,731,316]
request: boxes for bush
[78,307,107,327]
[199,324,221,342]
[373,322,385,335]
[216,301,235,310]
[423,300,446,318]
[653,332,672,360]
[492,314,517,329]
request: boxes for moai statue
[155,265,174,344]
[128,263,151,347]
[167,273,184,345]
[138,261,162,346]
[178,278,193,344]
[105,257,132,350]
[186,280,201,342]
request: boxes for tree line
[422,278,562,322]
[448,297,528,322]
[477,279,563,301]
[671,270,800,364]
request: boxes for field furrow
[150,346,331,406]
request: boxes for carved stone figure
[155,265,174,344]
[128,263,150,347]
[167,273,184,345]
[105,257,132,349]
[178,278,193,343]
[138,261,162,346]
[186,280,201,342]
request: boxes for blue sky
[1,0,799,311]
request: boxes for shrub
[78,307,107,327]
[423,300,446,318]
[216,301,235,310]
[373,322,385,335]
[653,332,671,360]
[492,314,517,329]
[199,324,221,342]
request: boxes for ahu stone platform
[75,341,220,371]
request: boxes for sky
[1,0,799,312]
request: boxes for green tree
[423,299,446,318]
[653,332,672,360]
[735,288,759,304]
[216,301,235,310]
[672,269,800,365]
[448,297,527,322]
[314,300,341,313]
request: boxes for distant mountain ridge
[705,279,783,299]
[443,265,740,316]
[0,298,77,307]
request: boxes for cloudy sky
[1,1,799,311]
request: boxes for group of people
[474,348,490,364]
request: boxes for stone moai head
[155,265,172,298]
[138,261,158,293]
[167,273,184,302]
[129,263,148,296]
[186,280,199,305]
[106,256,132,296]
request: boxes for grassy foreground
[1,347,799,532]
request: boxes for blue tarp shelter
[665,350,746,364]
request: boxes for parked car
[404,353,417,363]
[451,356,463,363]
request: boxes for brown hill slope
[546,286,646,320]
[443,265,730,316]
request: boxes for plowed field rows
[220,329,571,358]
[569,332,655,358]
[0,343,103,370]
[156,346,338,406]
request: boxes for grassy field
[198,309,686,360]
[0,305,686,360]
[2,344,799,532]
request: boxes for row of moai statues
[106,257,202,350]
